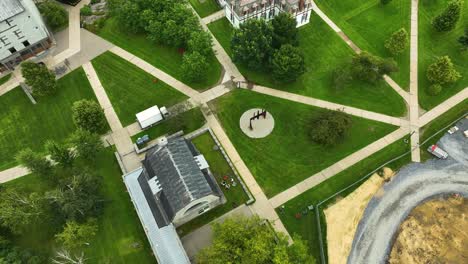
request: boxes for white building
[0,0,53,72]
[221,0,314,28]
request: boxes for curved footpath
[347,118,468,264]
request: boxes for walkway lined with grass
[409,0,421,162]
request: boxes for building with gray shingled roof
[123,133,224,264]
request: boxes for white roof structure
[123,168,190,264]
[136,106,163,129]
[0,0,24,21]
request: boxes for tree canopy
[72,100,107,134]
[458,27,468,49]
[271,13,299,49]
[272,44,306,82]
[181,51,209,83]
[351,51,398,83]
[38,0,69,32]
[69,129,104,161]
[21,62,57,97]
[426,56,461,85]
[309,110,353,146]
[16,148,53,178]
[55,218,98,250]
[46,140,75,168]
[432,0,463,32]
[232,19,274,70]
[197,216,315,264]
[384,28,409,55]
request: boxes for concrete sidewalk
[0,166,29,184]
[269,127,409,208]
[201,10,225,25]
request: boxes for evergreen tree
[432,0,463,32]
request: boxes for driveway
[347,118,468,264]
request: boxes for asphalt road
[347,118,468,264]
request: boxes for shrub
[21,61,57,97]
[309,111,353,146]
[271,44,305,82]
[427,84,442,96]
[432,0,463,32]
[426,56,461,84]
[38,0,69,32]
[80,5,92,17]
[385,28,409,55]
[72,100,107,133]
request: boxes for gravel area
[347,118,468,264]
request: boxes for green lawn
[177,132,249,236]
[418,0,468,110]
[92,51,187,126]
[1,149,155,263]
[189,0,221,18]
[315,0,411,89]
[0,68,101,171]
[96,17,223,90]
[420,99,467,161]
[131,107,206,143]
[208,16,407,117]
[0,73,12,85]
[211,89,398,197]
[277,138,410,262]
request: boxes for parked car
[427,145,449,159]
[464,130,468,138]
[447,126,459,134]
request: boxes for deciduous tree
[69,129,103,161]
[72,100,107,134]
[197,216,314,264]
[458,27,468,50]
[271,13,299,49]
[181,52,209,82]
[426,56,461,84]
[56,218,98,250]
[271,44,305,82]
[187,31,214,57]
[21,62,57,97]
[351,51,398,83]
[232,19,273,70]
[38,0,69,32]
[309,110,353,146]
[432,0,463,32]
[385,28,409,55]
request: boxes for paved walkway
[82,62,123,131]
[269,127,408,208]
[0,166,29,184]
[203,106,293,242]
[419,88,468,127]
[251,85,408,126]
[201,10,226,25]
[109,46,200,99]
[409,0,421,162]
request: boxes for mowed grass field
[277,138,410,262]
[418,0,468,110]
[189,0,221,18]
[1,149,155,263]
[211,89,398,197]
[208,16,407,117]
[92,51,187,127]
[315,0,411,89]
[97,17,223,91]
[0,68,100,171]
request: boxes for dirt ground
[324,168,394,264]
[388,196,468,264]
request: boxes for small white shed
[136,106,164,129]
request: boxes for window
[8,47,17,54]
[22,40,30,47]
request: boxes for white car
[448,126,459,134]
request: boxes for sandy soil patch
[324,168,394,264]
[388,196,468,264]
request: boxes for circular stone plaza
[239,108,275,138]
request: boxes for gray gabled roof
[123,168,190,264]
[143,137,215,220]
[0,0,24,21]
